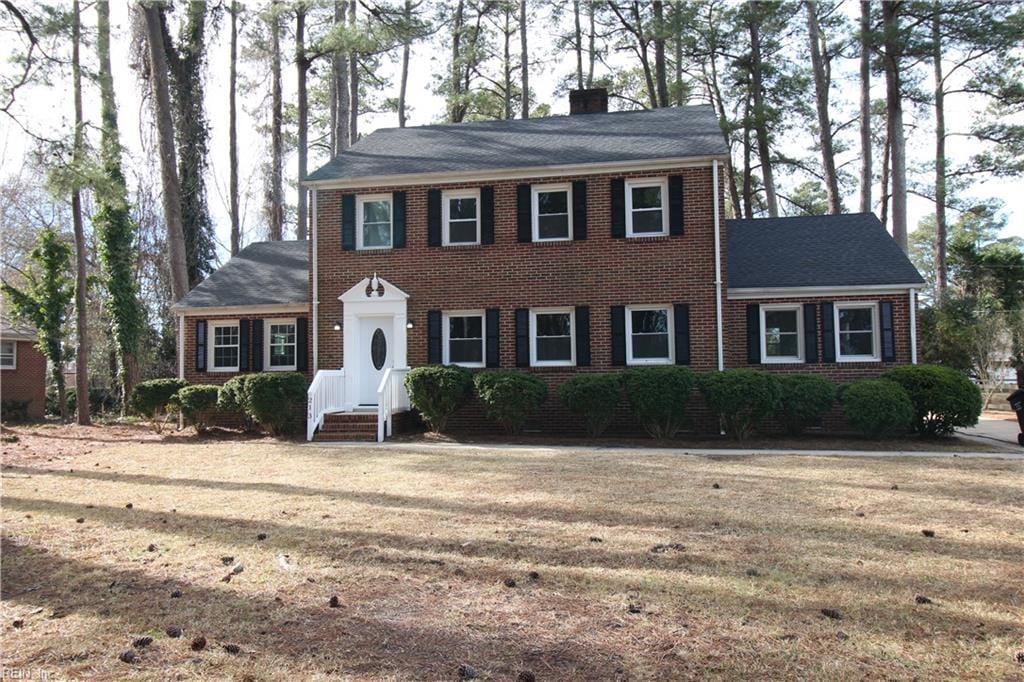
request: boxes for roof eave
[727,283,922,300]
[169,302,309,315]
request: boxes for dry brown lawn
[2,426,1023,680]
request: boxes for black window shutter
[880,301,895,361]
[572,180,587,240]
[746,303,761,364]
[610,178,626,238]
[820,303,836,362]
[251,319,264,371]
[516,184,532,242]
[674,304,691,365]
[341,194,356,250]
[427,310,442,363]
[575,306,591,366]
[610,306,626,366]
[195,320,207,372]
[392,191,406,248]
[515,308,530,367]
[427,189,442,246]
[296,317,309,371]
[239,319,250,371]
[803,303,819,363]
[481,186,495,244]
[668,175,684,236]
[485,308,500,367]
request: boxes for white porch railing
[377,367,410,442]
[306,369,346,441]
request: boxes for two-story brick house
[172,89,924,440]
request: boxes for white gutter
[712,159,724,371]
[312,189,319,372]
[909,288,918,364]
[728,283,919,300]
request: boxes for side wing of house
[1,319,47,419]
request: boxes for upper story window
[210,321,240,372]
[0,340,15,369]
[357,194,393,250]
[443,190,480,245]
[267,319,297,371]
[625,178,668,237]
[531,308,575,366]
[835,303,879,361]
[760,304,803,363]
[532,184,572,241]
[443,311,485,367]
[626,306,673,364]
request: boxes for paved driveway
[960,413,1023,448]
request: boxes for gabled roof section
[1,316,37,341]
[172,241,308,310]
[727,213,925,290]
[306,105,727,185]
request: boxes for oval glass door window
[370,328,387,370]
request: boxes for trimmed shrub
[880,364,983,437]
[774,374,838,435]
[699,369,781,441]
[404,365,474,432]
[473,370,548,434]
[622,366,697,439]
[172,385,221,433]
[558,373,623,437]
[218,374,255,430]
[842,379,914,439]
[129,378,187,432]
[244,372,308,436]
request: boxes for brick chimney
[569,88,609,115]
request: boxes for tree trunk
[348,1,358,142]
[332,0,350,152]
[805,0,840,214]
[450,0,464,122]
[932,5,947,297]
[229,1,240,255]
[587,1,595,87]
[883,0,907,251]
[880,130,890,227]
[747,3,779,217]
[142,3,188,302]
[573,0,584,90]
[398,0,411,127]
[673,0,683,105]
[71,0,89,425]
[268,2,283,241]
[742,93,754,219]
[707,54,741,218]
[652,0,669,107]
[858,0,872,213]
[503,7,513,120]
[519,0,528,118]
[296,5,308,240]
[629,2,658,109]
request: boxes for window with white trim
[0,340,16,369]
[626,306,673,364]
[625,178,668,237]
[531,308,575,366]
[835,303,879,361]
[532,184,572,241]
[443,190,480,245]
[443,311,484,367]
[210,321,240,371]
[266,319,297,370]
[356,194,393,249]
[760,304,803,363]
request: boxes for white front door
[358,316,392,405]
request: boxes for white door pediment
[340,274,409,303]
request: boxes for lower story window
[627,306,672,364]
[444,312,484,367]
[836,304,878,360]
[761,305,802,362]
[211,323,240,371]
[268,320,297,370]
[0,340,15,368]
[531,309,574,366]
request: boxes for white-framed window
[442,189,480,245]
[835,303,879,362]
[209,321,240,372]
[625,178,668,237]
[356,194,393,250]
[266,318,297,371]
[626,305,673,365]
[0,340,16,369]
[532,183,573,242]
[442,311,485,367]
[760,304,804,363]
[530,308,575,366]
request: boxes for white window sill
[209,367,239,373]
[267,365,298,372]
[531,360,574,368]
[627,357,673,366]
[836,355,880,363]
[762,356,804,364]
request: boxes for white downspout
[311,189,319,372]
[712,159,724,371]
[909,288,917,364]
[177,313,185,429]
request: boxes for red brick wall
[1,340,47,419]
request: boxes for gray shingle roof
[306,105,727,183]
[727,213,925,289]
[174,241,308,310]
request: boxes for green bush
[129,378,187,432]
[622,366,697,439]
[244,372,307,436]
[218,374,255,430]
[404,365,474,432]
[558,373,623,437]
[473,370,548,434]
[842,379,914,439]
[699,369,781,441]
[66,387,119,416]
[172,385,221,433]
[880,364,983,437]
[774,374,838,435]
